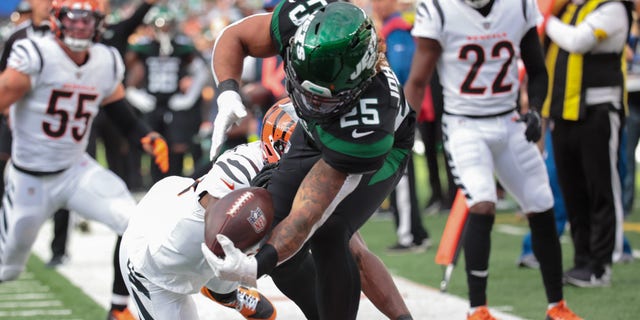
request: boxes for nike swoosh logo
[220,178,235,190]
[352,129,374,139]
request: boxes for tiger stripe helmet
[261,98,298,164]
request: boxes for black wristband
[255,244,278,277]
[217,79,240,93]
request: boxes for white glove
[201,235,257,287]
[209,90,247,160]
[168,93,194,111]
[125,87,156,113]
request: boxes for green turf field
[8,213,637,320]
[0,256,105,319]
[4,152,639,319]
[359,213,640,320]
[359,152,640,320]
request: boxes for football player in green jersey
[204,2,416,319]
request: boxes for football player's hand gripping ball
[201,235,258,287]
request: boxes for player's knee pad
[447,137,496,207]
[448,134,484,170]
[512,138,543,173]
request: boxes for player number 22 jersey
[412,0,541,116]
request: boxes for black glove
[521,110,542,142]
[250,162,279,188]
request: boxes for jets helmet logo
[350,32,377,80]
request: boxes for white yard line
[0,272,73,319]
[31,218,524,320]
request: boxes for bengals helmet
[50,0,104,52]
[261,98,298,164]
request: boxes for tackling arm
[255,159,347,276]
[209,13,278,159]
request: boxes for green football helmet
[285,2,378,122]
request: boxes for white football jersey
[195,141,264,199]
[124,176,215,295]
[123,142,265,294]
[7,36,124,172]
[412,0,541,116]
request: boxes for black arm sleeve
[102,2,153,55]
[0,27,28,71]
[0,37,15,72]
[102,99,152,142]
[519,27,548,111]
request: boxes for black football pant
[267,129,409,320]
[552,104,623,271]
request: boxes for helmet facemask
[285,52,372,123]
[284,2,378,123]
[51,0,104,52]
[60,9,100,51]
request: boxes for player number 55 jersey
[7,36,124,172]
[412,0,541,116]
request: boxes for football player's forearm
[274,160,345,259]
[257,160,346,275]
[404,81,427,114]
[268,206,314,262]
[0,76,12,112]
[520,27,548,110]
[0,69,29,112]
[211,30,246,85]
[211,33,246,85]
[405,38,441,113]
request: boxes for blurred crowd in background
[1,0,430,191]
